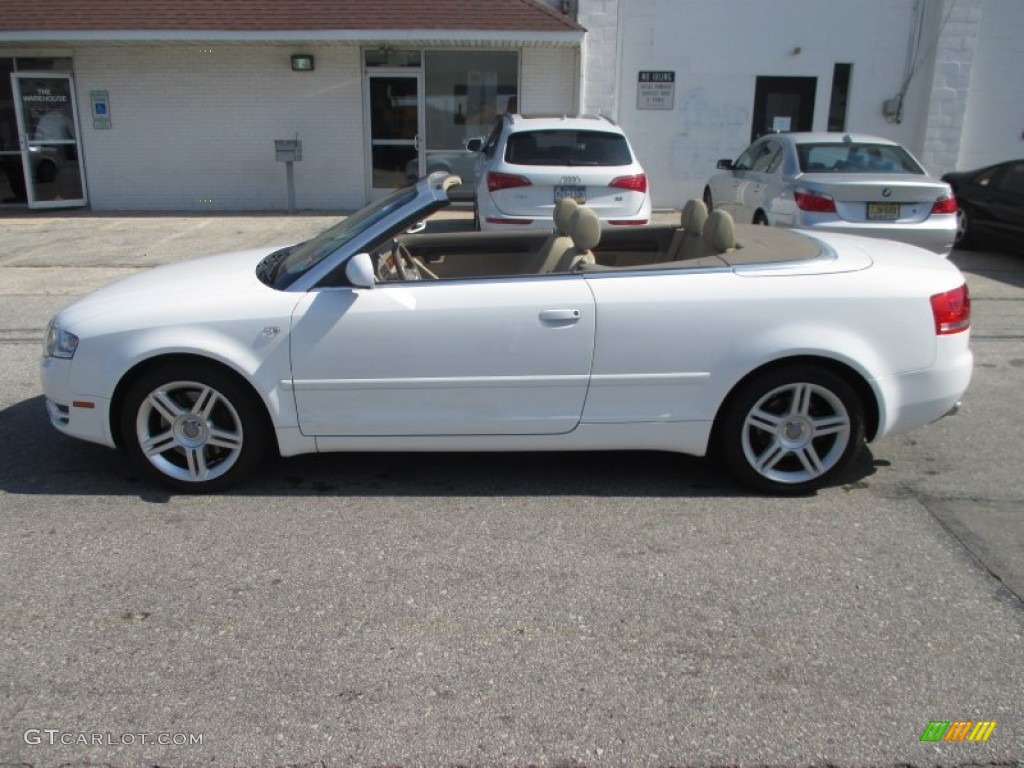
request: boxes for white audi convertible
[41,173,972,494]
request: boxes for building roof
[0,0,583,34]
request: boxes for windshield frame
[269,186,419,289]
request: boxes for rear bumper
[873,335,973,440]
[793,214,956,255]
[479,193,652,232]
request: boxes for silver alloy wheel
[135,379,244,483]
[740,381,852,485]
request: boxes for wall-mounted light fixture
[291,54,314,72]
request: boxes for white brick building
[565,0,1024,207]
[1,0,1021,211]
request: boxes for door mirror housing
[345,252,376,289]
[717,159,735,170]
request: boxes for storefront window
[423,51,518,194]
[424,51,518,150]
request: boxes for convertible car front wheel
[717,365,865,495]
[120,362,268,492]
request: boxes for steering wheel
[390,239,440,281]
[391,239,411,280]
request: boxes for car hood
[55,245,290,329]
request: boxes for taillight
[794,189,836,213]
[930,283,970,335]
[609,173,648,194]
[930,195,958,215]
[487,171,531,193]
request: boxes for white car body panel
[289,276,595,436]
[40,247,306,447]
[40,173,972,492]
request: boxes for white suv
[468,114,651,231]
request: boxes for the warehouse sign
[637,70,675,110]
[21,86,69,104]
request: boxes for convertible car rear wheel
[120,362,267,492]
[718,365,865,494]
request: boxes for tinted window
[796,143,924,174]
[998,163,1024,195]
[504,130,632,166]
[733,144,759,171]
[752,141,782,173]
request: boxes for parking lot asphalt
[0,208,1021,767]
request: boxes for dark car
[942,160,1024,250]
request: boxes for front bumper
[40,356,116,448]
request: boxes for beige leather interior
[702,209,737,253]
[665,198,709,260]
[530,197,578,273]
[542,206,601,273]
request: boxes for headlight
[44,321,79,359]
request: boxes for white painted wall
[72,44,365,211]
[576,0,1024,208]
[957,0,1024,171]
[520,46,580,114]
[65,43,580,211]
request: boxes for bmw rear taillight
[487,171,532,193]
[609,173,648,194]
[930,195,958,215]
[930,283,970,335]
[794,189,836,213]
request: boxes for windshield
[268,186,418,289]
[796,143,925,174]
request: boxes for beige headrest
[703,209,736,252]
[553,197,579,235]
[680,198,708,234]
[570,207,601,252]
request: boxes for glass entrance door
[11,73,87,208]
[367,72,422,198]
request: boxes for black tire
[752,210,769,225]
[703,187,714,212]
[120,361,269,493]
[472,201,481,230]
[717,365,865,495]
[954,205,976,250]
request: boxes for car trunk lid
[797,174,953,224]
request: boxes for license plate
[867,202,900,220]
[554,185,586,204]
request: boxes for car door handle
[539,309,581,324]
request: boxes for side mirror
[345,252,376,289]
[465,137,483,153]
[717,159,735,170]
